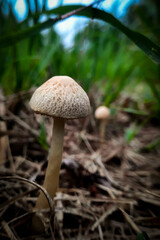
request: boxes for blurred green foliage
[0,0,160,116]
[38,119,48,151]
[137,232,150,240]
[125,122,139,144]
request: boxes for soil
[0,89,160,240]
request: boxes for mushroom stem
[35,117,65,209]
[99,119,107,141]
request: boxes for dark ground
[0,89,160,240]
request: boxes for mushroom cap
[29,76,91,119]
[95,106,110,120]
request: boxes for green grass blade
[121,108,148,116]
[0,5,160,63]
[0,18,57,48]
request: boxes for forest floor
[0,88,160,240]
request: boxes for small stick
[104,183,141,234]
[91,205,118,231]
[1,220,18,240]
[0,90,14,171]
[119,207,141,234]
[0,176,55,240]
[7,111,39,138]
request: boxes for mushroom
[30,76,91,209]
[95,106,110,141]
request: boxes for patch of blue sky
[13,0,28,21]
[53,0,135,48]
[8,0,140,47]
[12,0,140,22]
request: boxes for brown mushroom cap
[29,76,91,119]
[95,106,110,120]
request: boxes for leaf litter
[0,89,160,240]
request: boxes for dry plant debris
[0,89,160,240]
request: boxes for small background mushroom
[95,106,110,141]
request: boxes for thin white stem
[35,118,65,209]
[99,120,107,141]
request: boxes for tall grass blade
[0,5,160,63]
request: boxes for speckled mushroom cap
[95,106,110,120]
[29,76,91,119]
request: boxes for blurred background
[0,0,160,116]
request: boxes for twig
[0,212,32,230]
[104,183,141,234]
[0,188,36,212]
[0,90,14,171]
[145,189,160,198]
[119,207,141,234]
[55,192,64,240]
[60,207,94,220]
[91,205,118,231]
[1,220,18,240]
[92,152,119,187]
[55,192,137,205]
[80,131,94,153]
[7,111,39,138]
[97,221,104,240]
[0,176,55,240]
